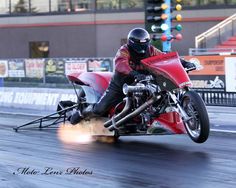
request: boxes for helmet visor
[129,39,150,54]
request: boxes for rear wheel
[181,91,210,143]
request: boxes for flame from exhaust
[57,123,93,144]
[57,118,115,144]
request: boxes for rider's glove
[129,71,146,81]
[185,62,196,69]
[180,59,196,69]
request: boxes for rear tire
[181,91,210,143]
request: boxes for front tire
[181,91,210,143]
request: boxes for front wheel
[181,91,210,143]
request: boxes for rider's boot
[82,104,95,117]
[69,104,95,125]
[69,109,83,125]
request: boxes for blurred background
[0,0,236,107]
[0,4,235,187]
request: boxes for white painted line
[1,110,236,134]
[0,111,48,117]
[211,129,236,134]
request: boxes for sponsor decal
[25,59,44,78]
[0,60,8,77]
[8,59,25,77]
[0,91,14,103]
[184,55,226,75]
[13,92,60,106]
[87,58,113,72]
[190,75,225,91]
[0,89,77,108]
[45,59,66,83]
[179,81,192,88]
[45,59,65,77]
[60,93,77,102]
[65,59,87,75]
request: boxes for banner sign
[45,59,65,77]
[25,59,44,78]
[8,59,25,77]
[65,59,87,75]
[225,57,236,92]
[184,56,225,76]
[0,60,8,78]
[0,57,114,79]
[87,58,113,72]
[0,87,77,111]
[189,75,225,92]
[183,55,236,92]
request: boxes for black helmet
[127,28,151,55]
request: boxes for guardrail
[198,91,236,107]
[195,13,236,48]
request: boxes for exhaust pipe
[108,96,160,131]
[104,97,132,128]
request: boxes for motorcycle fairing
[153,112,186,134]
[67,72,113,95]
[81,85,101,103]
[141,52,192,88]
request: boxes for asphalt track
[0,108,236,188]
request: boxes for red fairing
[67,72,112,94]
[141,52,192,88]
[154,112,186,134]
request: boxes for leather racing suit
[91,44,162,116]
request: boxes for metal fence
[198,91,236,107]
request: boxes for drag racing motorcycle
[59,52,210,143]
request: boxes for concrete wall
[0,9,235,58]
[95,23,144,57]
[0,87,76,111]
[0,25,97,58]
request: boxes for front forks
[169,92,191,122]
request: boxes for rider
[69,28,195,124]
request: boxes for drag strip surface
[0,114,235,188]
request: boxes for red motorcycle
[61,52,210,143]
